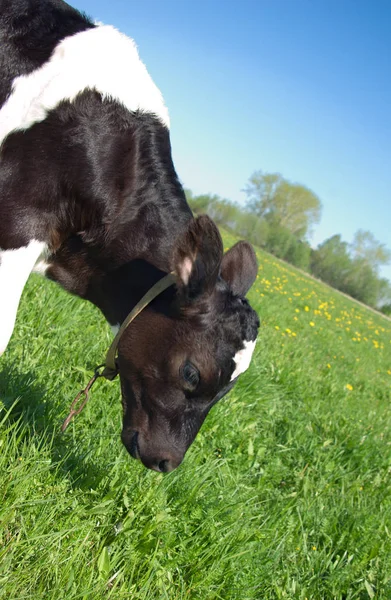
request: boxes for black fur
[0,0,260,472]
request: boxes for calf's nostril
[158,459,170,473]
[141,454,182,473]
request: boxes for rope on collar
[61,272,176,432]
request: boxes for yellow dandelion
[345,384,353,391]
[309,321,315,327]
[327,364,331,369]
[304,306,310,312]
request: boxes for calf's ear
[173,215,223,300]
[220,241,258,296]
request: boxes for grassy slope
[1,230,391,600]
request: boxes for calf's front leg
[0,240,46,355]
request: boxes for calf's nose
[156,458,178,473]
[143,453,183,473]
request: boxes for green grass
[1,231,391,599]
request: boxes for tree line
[185,170,391,314]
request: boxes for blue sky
[73,0,391,281]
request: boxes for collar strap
[101,272,177,380]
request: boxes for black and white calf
[0,0,259,472]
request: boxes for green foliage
[232,209,270,243]
[378,279,391,307]
[284,238,312,271]
[311,235,352,289]
[381,303,391,316]
[245,170,322,239]
[1,233,391,599]
[311,234,391,308]
[343,259,383,307]
[351,229,391,273]
[245,171,282,217]
[263,218,293,257]
[258,218,310,271]
[185,189,216,215]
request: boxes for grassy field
[1,230,391,599]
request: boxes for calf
[0,0,260,472]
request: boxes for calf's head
[118,216,260,472]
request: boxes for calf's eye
[181,362,200,389]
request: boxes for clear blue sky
[73,0,391,282]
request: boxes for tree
[311,233,391,308]
[343,258,381,306]
[244,170,322,239]
[311,235,352,289]
[284,238,311,271]
[377,278,391,309]
[245,172,283,217]
[381,303,391,316]
[185,189,216,215]
[350,230,391,273]
[265,219,293,259]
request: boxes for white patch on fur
[33,260,50,276]
[0,241,46,355]
[0,25,169,149]
[178,257,193,285]
[230,339,256,381]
